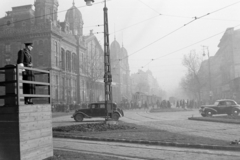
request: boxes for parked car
[72,102,124,122]
[199,99,240,117]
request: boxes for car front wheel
[232,109,239,117]
[112,113,120,121]
[74,114,84,122]
[206,111,213,117]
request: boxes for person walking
[17,42,35,104]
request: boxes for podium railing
[0,64,51,106]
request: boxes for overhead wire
[0,0,112,28]
[136,0,240,25]
[88,1,240,42]
[140,24,240,69]
[115,0,240,70]
[2,0,239,74]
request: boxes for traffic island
[188,116,240,124]
[53,121,240,151]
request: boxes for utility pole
[84,0,113,119]
[202,46,212,103]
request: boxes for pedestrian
[17,42,35,104]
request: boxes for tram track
[54,138,162,160]
[53,138,240,159]
[54,147,151,160]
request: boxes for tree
[180,50,203,100]
[84,38,104,102]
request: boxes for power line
[183,0,240,26]
[91,1,240,43]
[0,0,110,28]
[114,1,240,66]
[136,0,240,25]
[141,23,240,69]
[109,14,161,35]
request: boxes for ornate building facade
[110,38,131,103]
[0,0,104,104]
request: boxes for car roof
[89,102,117,105]
[216,99,236,102]
[216,99,238,104]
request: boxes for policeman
[17,43,35,104]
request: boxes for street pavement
[54,138,240,160]
[52,109,240,159]
[121,109,240,142]
[53,109,240,142]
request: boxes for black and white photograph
[0,0,240,159]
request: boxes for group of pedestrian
[156,99,171,108]
[176,99,203,109]
[52,102,85,112]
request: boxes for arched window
[54,41,58,67]
[66,51,71,72]
[61,48,65,70]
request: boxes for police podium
[0,65,53,160]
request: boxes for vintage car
[199,99,240,117]
[71,102,124,122]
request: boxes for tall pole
[206,47,212,103]
[103,0,113,118]
[202,46,212,103]
[84,0,113,119]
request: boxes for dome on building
[120,46,128,58]
[65,3,83,25]
[110,38,121,59]
[110,38,120,50]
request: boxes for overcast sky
[1,0,240,96]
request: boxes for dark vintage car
[199,99,240,117]
[71,102,124,122]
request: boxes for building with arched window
[0,0,104,105]
[110,38,131,103]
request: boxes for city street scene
[0,0,240,160]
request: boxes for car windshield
[214,101,219,105]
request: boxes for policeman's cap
[24,43,33,47]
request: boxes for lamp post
[84,0,113,119]
[202,46,212,103]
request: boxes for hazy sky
[1,0,240,95]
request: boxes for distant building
[198,28,240,102]
[131,69,162,96]
[110,38,131,103]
